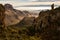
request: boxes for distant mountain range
[4,4,39,26]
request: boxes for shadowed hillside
[0,4,60,40]
[15,17,35,27]
[33,6,60,40]
[4,4,25,26]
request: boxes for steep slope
[4,4,25,26]
[13,17,35,27]
[34,7,60,40]
[3,4,39,26]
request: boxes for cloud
[0,0,33,2]
[0,0,60,2]
[34,0,60,2]
[28,0,37,1]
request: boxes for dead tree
[0,4,5,28]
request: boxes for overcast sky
[0,0,60,2]
[0,0,60,10]
[0,0,60,5]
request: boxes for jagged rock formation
[4,4,13,10]
[0,4,60,40]
[34,7,60,40]
[4,4,25,26]
[3,4,38,26]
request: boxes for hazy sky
[0,0,60,5]
[0,0,60,10]
[0,0,60,2]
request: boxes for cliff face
[35,7,60,29]
[3,4,38,26]
[34,7,60,40]
[4,4,25,26]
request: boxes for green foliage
[0,25,42,40]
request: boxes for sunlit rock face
[3,4,39,26]
[4,4,25,26]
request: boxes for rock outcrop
[34,7,60,40]
[4,4,25,26]
[4,4,38,26]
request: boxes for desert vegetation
[0,4,59,40]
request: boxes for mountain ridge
[4,4,38,26]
